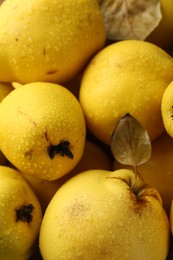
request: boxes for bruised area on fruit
[15,204,35,223]
[48,140,74,159]
[67,201,86,218]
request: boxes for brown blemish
[87,13,92,25]
[20,55,26,59]
[129,190,148,216]
[24,149,33,160]
[43,47,46,56]
[46,70,58,75]
[138,185,162,205]
[18,111,37,127]
[44,131,49,141]
[43,126,49,141]
[129,184,161,216]
[68,201,85,217]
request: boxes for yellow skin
[161,81,173,137]
[0,82,14,165]
[39,169,170,260]
[168,202,173,257]
[146,0,173,50]
[0,0,106,84]
[79,40,173,145]
[170,200,173,235]
[113,132,173,215]
[0,82,86,180]
[23,139,112,212]
[0,166,42,260]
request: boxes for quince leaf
[111,114,152,167]
[98,0,162,41]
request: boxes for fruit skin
[23,139,112,212]
[170,200,173,235]
[0,166,42,260]
[0,82,86,181]
[113,132,173,214]
[0,82,14,165]
[0,0,106,84]
[146,0,173,50]
[161,81,173,138]
[79,40,173,145]
[170,201,173,231]
[39,169,170,260]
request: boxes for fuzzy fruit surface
[79,40,173,145]
[0,166,42,260]
[0,0,106,84]
[39,169,170,260]
[0,82,86,180]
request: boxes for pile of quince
[0,0,173,259]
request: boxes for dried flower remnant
[15,204,35,223]
[98,0,162,40]
[48,140,74,159]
